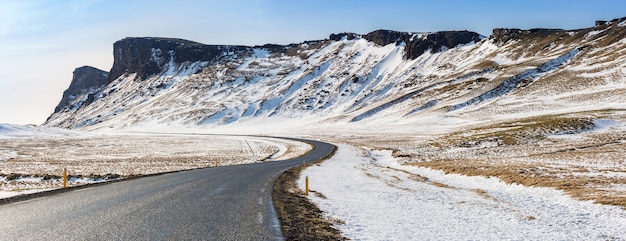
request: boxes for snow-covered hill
[44,17,626,133]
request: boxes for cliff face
[331,30,483,59]
[52,66,108,113]
[490,28,567,44]
[108,37,252,81]
[491,17,626,45]
[365,30,483,59]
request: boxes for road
[0,138,335,240]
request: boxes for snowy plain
[0,125,311,199]
[299,144,626,240]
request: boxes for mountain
[52,66,108,113]
[44,17,626,131]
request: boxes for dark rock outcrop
[491,28,524,44]
[108,37,252,81]
[257,44,289,54]
[330,30,482,59]
[491,18,626,45]
[491,28,566,44]
[329,32,359,41]
[52,66,108,113]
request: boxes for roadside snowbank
[299,144,626,240]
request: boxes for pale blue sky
[1,0,624,124]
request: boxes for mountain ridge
[44,18,626,131]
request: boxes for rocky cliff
[52,66,108,113]
[108,37,252,81]
[330,30,482,59]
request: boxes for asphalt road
[0,138,335,240]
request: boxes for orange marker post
[63,168,67,188]
[305,176,309,196]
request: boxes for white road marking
[74,187,95,192]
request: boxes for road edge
[0,134,311,206]
[272,143,348,240]
[0,168,202,206]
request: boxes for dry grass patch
[411,158,626,208]
[504,30,584,59]
[433,115,595,147]
[472,189,499,202]
[472,60,499,70]
[432,181,455,189]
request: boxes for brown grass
[286,41,330,60]
[411,159,626,208]
[433,115,595,147]
[505,30,582,59]
[432,181,455,189]
[472,189,501,202]
[472,60,499,70]
[403,111,626,208]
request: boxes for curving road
[0,137,335,240]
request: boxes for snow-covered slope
[0,123,78,139]
[44,18,626,132]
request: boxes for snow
[490,53,513,64]
[451,48,580,111]
[549,119,624,139]
[586,29,607,38]
[0,149,17,161]
[253,48,270,58]
[150,48,164,66]
[40,21,626,135]
[0,123,79,139]
[593,119,623,131]
[0,132,312,199]
[0,176,113,199]
[300,144,626,240]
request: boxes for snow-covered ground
[0,123,78,139]
[299,144,626,240]
[0,128,311,199]
[0,176,107,200]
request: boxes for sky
[1,0,625,125]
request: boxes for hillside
[44,18,626,134]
